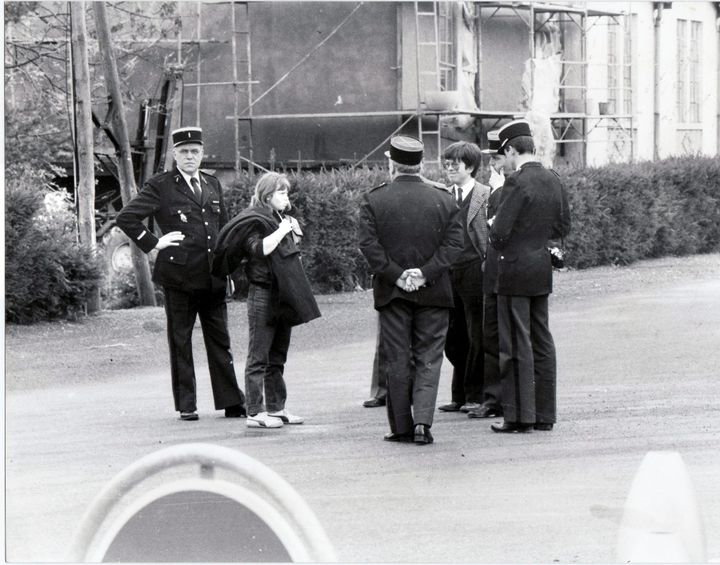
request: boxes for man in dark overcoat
[116,127,246,421]
[487,120,571,433]
[359,135,464,444]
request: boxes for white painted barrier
[617,451,706,563]
[68,443,336,562]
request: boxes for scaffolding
[168,1,634,171]
[479,1,634,166]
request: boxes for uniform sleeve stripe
[137,230,147,240]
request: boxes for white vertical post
[617,451,706,563]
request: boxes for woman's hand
[278,217,294,235]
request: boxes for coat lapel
[467,180,489,224]
[467,180,490,255]
[173,168,200,204]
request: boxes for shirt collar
[178,168,200,188]
[454,179,475,201]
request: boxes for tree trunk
[70,2,101,313]
[93,1,156,307]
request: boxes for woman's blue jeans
[244,284,291,415]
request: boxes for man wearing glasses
[437,142,491,416]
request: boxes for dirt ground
[5,253,720,562]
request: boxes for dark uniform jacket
[213,207,321,326]
[489,162,571,296]
[359,174,464,309]
[115,167,228,292]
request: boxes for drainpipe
[716,4,720,154]
[653,2,664,160]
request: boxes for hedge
[5,165,104,324]
[556,156,720,269]
[225,157,720,293]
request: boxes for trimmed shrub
[556,156,720,269]
[105,157,719,303]
[5,165,103,324]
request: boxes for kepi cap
[384,135,424,166]
[497,119,532,154]
[481,130,501,155]
[172,126,203,147]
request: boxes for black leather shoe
[467,405,503,419]
[180,411,198,421]
[363,397,386,408]
[438,402,461,412]
[225,405,247,418]
[413,424,434,444]
[534,423,554,431]
[383,431,412,442]
[491,422,532,433]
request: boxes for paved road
[5,257,720,563]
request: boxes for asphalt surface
[5,255,720,563]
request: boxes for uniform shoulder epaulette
[420,176,449,191]
[148,169,177,184]
[199,168,217,178]
[368,182,387,192]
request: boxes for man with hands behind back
[359,135,464,445]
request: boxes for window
[622,16,633,115]
[677,19,702,123]
[437,2,456,91]
[607,15,634,116]
[607,23,618,114]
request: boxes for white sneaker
[247,412,283,428]
[268,409,304,425]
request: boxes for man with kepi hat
[116,126,246,421]
[359,135,464,444]
[486,119,571,433]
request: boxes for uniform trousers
[163,286,244,413]
[497,294,557,424]
[445,261,485,405]
[368,320,387,401]
[481,293,502,410]
[378,299,449,436]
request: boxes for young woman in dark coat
[215,172,320,429]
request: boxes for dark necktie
[190,177,201,200]
[454,185,462,204]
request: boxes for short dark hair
[505,136,535,155]
[393,161,422,175]
[443,141,483,176]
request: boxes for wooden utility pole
[70,2,101,313]
[163,65,185,172]
[93,1,156,306]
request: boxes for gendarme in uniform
[116,126,245,420]
[359,135,464,444]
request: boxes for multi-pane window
[437,2,455,91]
[688,21,701,122]
[677,19,702,123]
[623,16,633,115]
[607,15,634,116]
[607,24,618,114]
